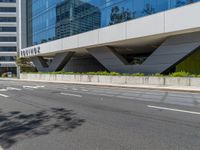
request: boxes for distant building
[55,0,101,40]
[0,0,17,75]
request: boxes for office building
[19,0,200,74]
[0,0,17,75]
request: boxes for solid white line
[60,93,82,98]
[148,105,200,115]
[0,94,9,98]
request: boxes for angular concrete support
[64,56,106,72]
[87,32,200,74]
[142,32,200,73]
[87,46,130,73]
[31,52,74,72]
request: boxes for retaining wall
[20,74,200,87]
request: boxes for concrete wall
[20,73,200,87]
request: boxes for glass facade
[27,0,200,46]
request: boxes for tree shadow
[0,108,85,149]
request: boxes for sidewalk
[1,78,200,93]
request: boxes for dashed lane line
[81,89,89,92]
[72,88,78,91]
[23,85,45,89]
[60,93,83,98]
[0,93,9,98]
[148,105,200,115]
[0,89,7,92]
[7,87,21,91]
[0,87,21,92]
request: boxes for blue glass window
[27,0,200,46]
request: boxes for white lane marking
[0,93,9,98]
[23,85,45,89]
[0,89,7,92]
[0,145,3,150]
[98,93,114,97]
[148,105,200,115]
[60,93,82,98]
[6,87,21,91]
[81,89,89,92]
[72,88,78,91]
[23,86,37,89]
[63,89,114,98]
[0,87,21,92]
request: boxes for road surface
[0,80,199,150]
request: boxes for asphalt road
[0,80,199,150]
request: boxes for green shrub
[99,71,111,75]
[153,73,164,77]
[109,72,120,76]
[196,74,200,78]
[131,73,145,76]
[170,71,191,77]
[85,72,97,75]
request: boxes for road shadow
[0,108,85,149]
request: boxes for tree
[16,57,36,72]
[176,0,194,7]
[109,6,121,25]
[143,3,155,15]
[109,6,134,25]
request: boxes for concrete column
[87,46,130,73]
